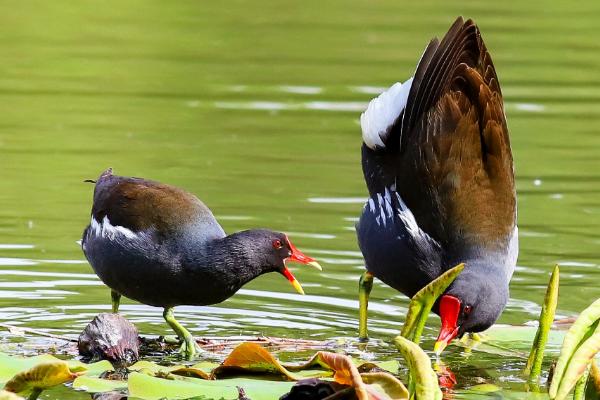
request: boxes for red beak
[285,236,322,271]
[434,294,461,355]
[281,236,322,295]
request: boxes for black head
[232,229,322,294]
[434,267,509,354]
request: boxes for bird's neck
[183,232,272,289]
[447,234,517,287]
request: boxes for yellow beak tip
[434,341,447,356]
[291,280,305,295]
[307,261,322,271]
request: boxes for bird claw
[177,337,202,359]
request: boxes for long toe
[178,335,202,359]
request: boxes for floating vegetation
[549,297,600,400]
[0,263,599,399]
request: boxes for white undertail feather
[360,78,413,150]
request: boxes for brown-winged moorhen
[356,17,518,354]
[81,169,321,358]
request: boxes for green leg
[359,271,374,342]
[111,290,121,313]
[163,307,201,359]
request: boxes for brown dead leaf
[212,342,300,380]
[312,352,368,400]
[212,342,406,400]
[170,367,212,380]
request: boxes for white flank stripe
[90,217,137,240]
[360,78,413,150]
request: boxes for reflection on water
[0,0,599,396]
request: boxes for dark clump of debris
[92,392,127,400]
[78,313,140,369]
[279,378,356,400]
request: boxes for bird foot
[178,337,203,359]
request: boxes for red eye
[272,239,282,249]
[464,305,473,315]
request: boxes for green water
[1,0,599,398]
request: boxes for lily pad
[3,361,81,396]
[212,342,328,380]
[128,372,294,400]
[72,375,127,393]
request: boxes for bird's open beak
[434,294,461,355]
[281,237,322,295]
[282,267,305,295]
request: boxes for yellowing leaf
[3,361,80,394]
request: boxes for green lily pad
[72,375,127,393]
[128,372,294,400]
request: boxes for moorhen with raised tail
[81,169,321,358]
[356,17,518,354]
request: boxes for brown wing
[90,169,226,240]
[397,17,516,250]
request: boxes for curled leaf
[401,264,464,344]
[3,361,81,394]
[549,298,600,399]
[525,265,559,382]
[313,351,368,399]
[553,325,600,400]
[394,335,442,400]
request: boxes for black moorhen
[81,169,321,358]
[356,17,518,354]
